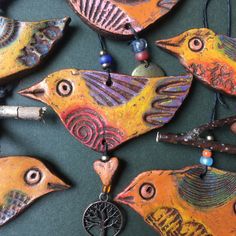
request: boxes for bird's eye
[139,183,156,200]
[24,168,42,186]
[56,80,73,97]
[188,37,204,52]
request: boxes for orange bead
[202,149,212,158]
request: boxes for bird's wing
[0,190,30,226]
[175,165,236,209]
[146,207,211,236]
[218,35,236,61]
[82,71,148,106]
[18,17,69,67]
[0,17,20,49]
[146,207,183,234]
[144,75,192,126]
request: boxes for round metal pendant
[83,200,123,236]
[132,62,165,77]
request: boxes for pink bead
[135,50,150,61]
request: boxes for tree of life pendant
[83,193,123,236]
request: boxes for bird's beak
[47,174,71,192]
[156,35,183,55]
[18,81,47,104]
[48,182,70,191]
[115,188,135,206]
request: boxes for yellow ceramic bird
[0,156,70,227]
[115,165,236,236]
[0,16,70,84]
[156,28,236,96]
[19,69,193,152]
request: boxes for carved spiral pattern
[64,108,123,152]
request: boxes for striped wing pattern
[69,0,136,35]
[176,165,236,209]
[0,190,30,227]
[0,17,20,48]
[144,75,192,126]
[218,35,236,61]
[82,71,148,107]
[146,207,212,236]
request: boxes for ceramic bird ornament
[19,69,193,152]
[156,28,236,96]
[68,0,181,37]
[0,16,70,84]
[116,165,236,236]
[0,156,70,227]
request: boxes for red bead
[135,50,150,61]
[202,149,212,158]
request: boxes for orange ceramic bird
[0,156,70,227]
[19,69,192,152]
[68,0,181,37]
[156,28,236,96]
[0,16,70,84]
[116,165,236,236]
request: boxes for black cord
[97,34,113,86]
[204,0,231,37]
[227,0,232,37]
[201,0,232,177]
[126,23,139,40]
[203,0,232,123]
[98,34,107,52]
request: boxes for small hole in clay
[124,23,131,30]
[102,139,106,145]
[106,79,113,87]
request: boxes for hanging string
[98,34,113,87]
[127,24,150,67]
[203,0,232,122]
[204,0,231,37]
[201,0,232,178]
[98,34,106,52]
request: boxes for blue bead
[200,156,213,167]
[131,39,148,53]
[99,54,113,65]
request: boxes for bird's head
[18,69,91,115]
[0,156,70,202]
[115,170,176,219]
[156,28,217,67]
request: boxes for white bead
[206,135,214,141]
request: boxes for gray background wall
[1,0,236,235]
